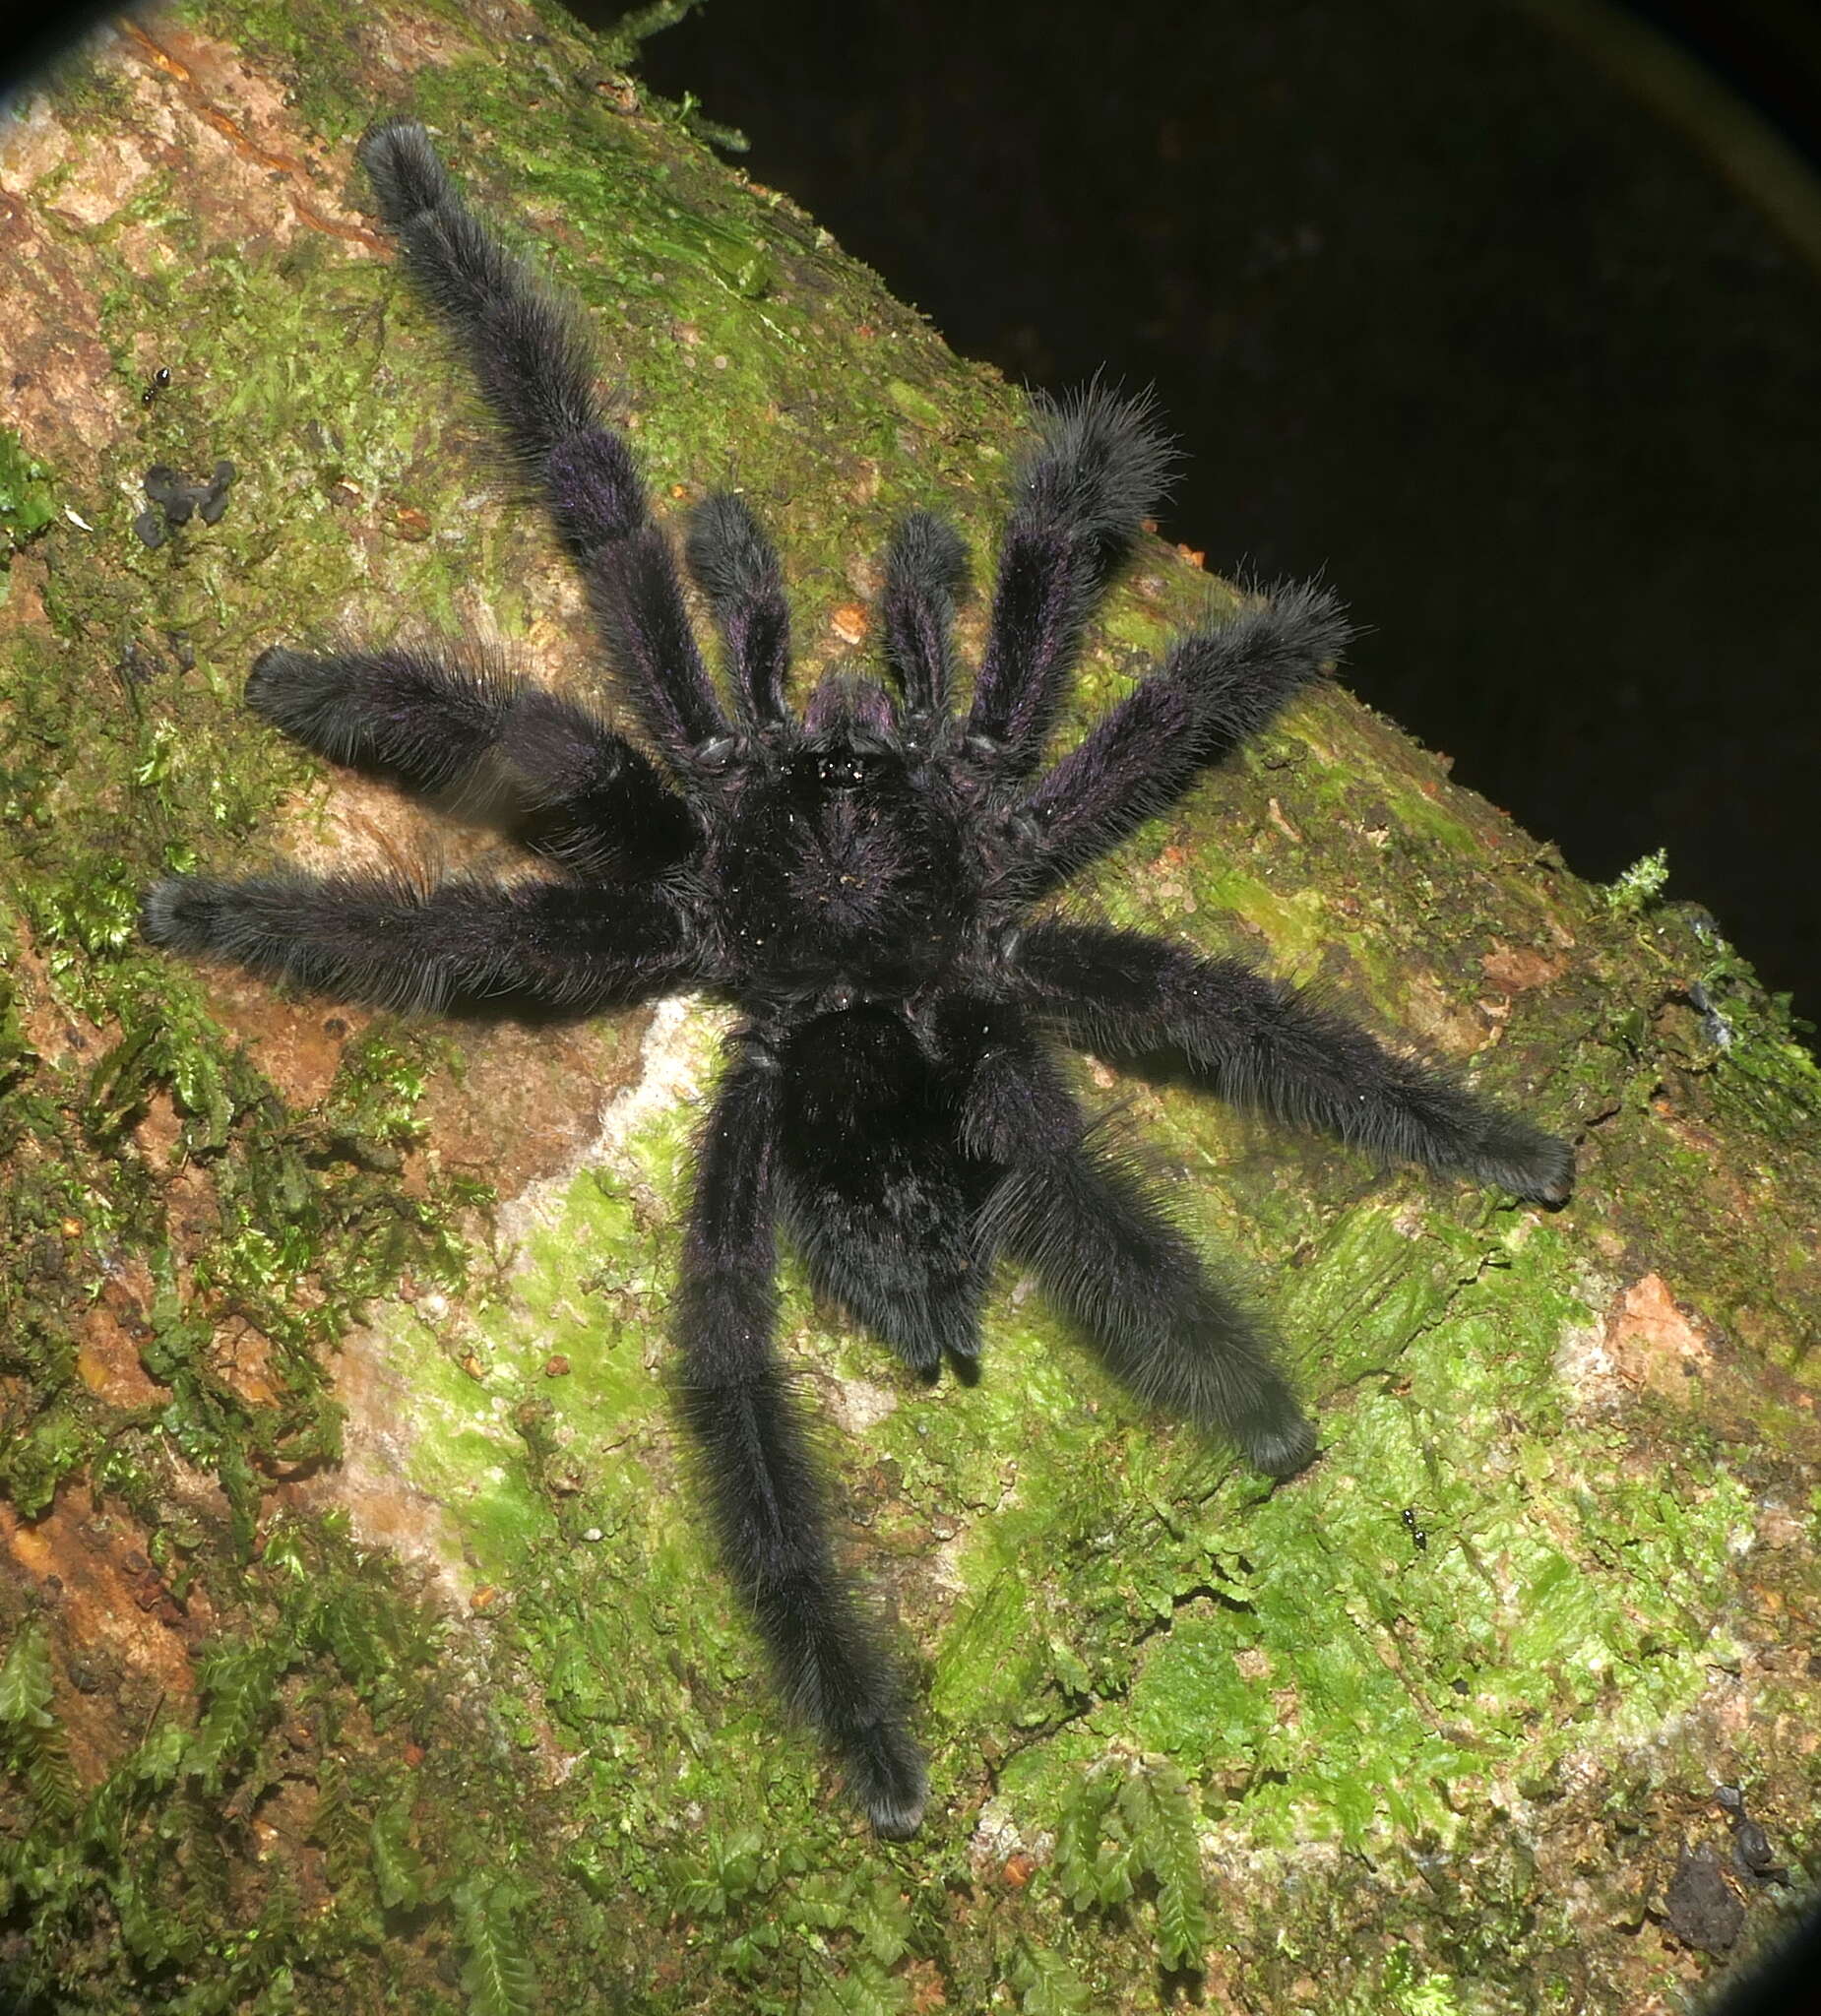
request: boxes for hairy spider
[142,120,1573,1838]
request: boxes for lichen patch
[1608,1273,1717,1392]
[287,1324,476,1606]
[1481,940,1567,992]
[1558,1273,1719,1411]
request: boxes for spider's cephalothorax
[705,671,977,1009]
[142,121,1574,1838]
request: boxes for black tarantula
[142,120,1574,1837]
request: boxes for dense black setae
[141,120,1574,1838]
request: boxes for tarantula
[142,120,1573,1837]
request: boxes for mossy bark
[2,3,1817,2011]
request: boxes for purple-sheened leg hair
[1011,922,1574,1202]
[957,1000,1316,1477]
[140,870,693,1017]
[965,384,1174,776]
[243,642,696,874]
[1009,583,1351,895]
[674,1048,928,1837]
[357,116,729,773]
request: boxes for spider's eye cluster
[816,750,883,791]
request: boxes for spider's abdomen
[713,751,973,1003]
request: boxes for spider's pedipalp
[357,118,730,774]
[1012,921,1576,1204]
[1013,579,1351,893]
[966,383,1174,775]
[684,492,793,727]
[880,509,970,721]
[140,869,694,1017]
[676,1054,927,1835]
[586,524,732,761]
[245,644,697,873]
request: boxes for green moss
[0,1515,554,2011]
[1604,847,1671,914]
[0,431,55,562]
[1050,1755,1209,1969]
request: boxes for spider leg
[356,118,729,770]
[777,1008,993,1382]
[1009,583,1350,895]
[683,494,792,729]
[677,1048,927,1836]
[880,510,971,722]
[958,1006,1315,1477]
[245,644,697,873]
[1011,922,1575,1202]
[965,384,1173,778]
[140,870,694,1016]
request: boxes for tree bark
[1,2,1816,2010]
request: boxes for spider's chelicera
[142,121,1573,1837]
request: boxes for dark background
[4,2,1817,1020]
[605,0,1821,1023]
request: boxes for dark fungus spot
[1664,1844,1744,1954]
[1733,1819,1779,1874]
[141,459,235,533]
[143,464,190,519]
[119,640,160,685]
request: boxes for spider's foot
[1242,1410,1319,1480]
[1471,1119,1576,1207]
[848,1720,928,1840]
[244,644,312,711]
[244,647,393,769]
[356,117,453,231]
[245,647,338,751]
[140,875,223,953]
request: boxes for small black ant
[1401,1507,1428,1551]
[142,366,171,408]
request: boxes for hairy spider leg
[139,871,694,1017]
[1012,922,1575,1203]
[965,384,1174,776]
[1011,583,1351,895]
[775,1008,994,1381]
[675,1052,928,1837]
[965,1013,1316,1478]
[244,644,696,875]
[684,493,793,730]
[880,509,971,722]
[356,118,730,770]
